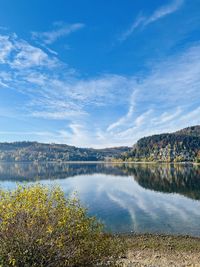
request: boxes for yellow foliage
[0,184,123,267]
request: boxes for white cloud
[32,22,85,44]
[120,15,145,41]
[104,44,200,146]
[11,41,58,69]
[120,0,184,41]
[1,31,200,148]
[134,109,153,127]
[107,90,137,131]
[155,107,182,124]
[0,35,13,63]
[0,34,134,128]
[69,75,134,106]
[6,71,133,122]
[57,124,94,147]
[0,81,8,88]
[0,131,53,136]
[40,174,200,234]
[146,0,184,24]
[31,110,87,120]
[0,72,11,88]
[0,34,58,69]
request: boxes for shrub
[0,184,124,267]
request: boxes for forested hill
[118,125,200,163]
[1,126,200,162]
[175,125,200,137]
[0,142,130,162]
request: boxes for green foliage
[0,185,124,267]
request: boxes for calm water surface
[0,162,200,236]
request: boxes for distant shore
[118,233,200,267]
[112,161,200,165]
[0,160,199,165]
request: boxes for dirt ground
[119,234,200,267]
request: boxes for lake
[0,162,200,236]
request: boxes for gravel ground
[119,234,200,267]
[122,249,200,266]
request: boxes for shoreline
[0,160,199,165]
[118,233,200,266]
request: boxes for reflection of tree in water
[117,163,200,200]
[0,162,200,201]
[0,162,128,182]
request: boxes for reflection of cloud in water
[49,174,200,235]
[1,174,200,235]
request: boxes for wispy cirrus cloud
[120,0,184,41]
[0,34,59,69]
[0,29,200,148]
[0,35,14,63]
[0,33,133,124]
[31,22,85,45]
[107,90,137,132]
[105,44,200,146]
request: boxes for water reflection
[0,162,200,236]
[0,162,129,181]
[0,162,199,200]
[117,163,200,200]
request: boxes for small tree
[0,185,123,267]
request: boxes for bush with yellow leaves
[0,184,124,267]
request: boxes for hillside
[1,126,200,163]
[175,125,200,137]
[0,142,129,162]
[118,125,200,163]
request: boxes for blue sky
[0,0,200,148]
